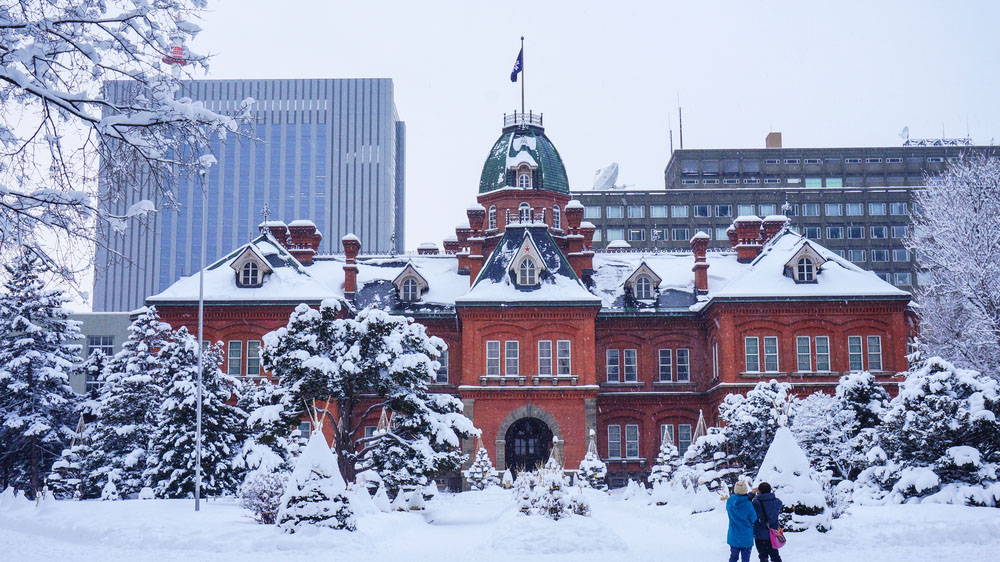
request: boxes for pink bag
[769,528,786,549]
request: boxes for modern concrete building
[574,138,999,290]
[93,78,405,311]
[68,312,133,393]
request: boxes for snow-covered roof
[591,251,745,309]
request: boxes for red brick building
[148,113,914,486]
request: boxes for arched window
[401,278,419,301]
[796,258,815,282]
[517,166,532,188]
[240,262,259,286]
[488,205,497,230]
[518,259,538,285]
[552,205,561,229]
[518,202,531,222]
[634,275,653,299]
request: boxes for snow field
[3,487,1000,561]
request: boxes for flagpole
[520,36,525,115]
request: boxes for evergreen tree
[238,378,300,479]
[835,371,890,435]
[757,427,831,532]
[85,307,172,497]
[73,349,109,402]
[718,380,793,472]
[466,443,498,491]
[577,429,608,491]
[673,430,739,493]
[278,430,355,533]
[0,252,81,496]
[648,431,679,487]
[45,441,90,499]
[791,392,853,478]
[144,327,246,498]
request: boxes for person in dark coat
[750,482,784,562]
[726,480,757,562]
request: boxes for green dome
[478,121,570,194]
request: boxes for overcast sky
[190,0,997,248]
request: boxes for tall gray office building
[93,78,405,311]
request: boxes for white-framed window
[552,206,561,229]
[401,278,419,301]
[364,426,377,439]
[848,336,864,371]
[869,202,887,215]
[240,262,260,286]
[846,202,864,216]
[890,202,908,215]
[796,258,815,282]
[815,336,831,371]
[246,340,261,376]
[712,343,720,380]
[867,336,883,371]
[298,421,311,439]
[676,349,690,382]
[660,424,674,448]
[435,349,449,383]
[538,340,553,376]
[517,169,532,188]
[488,205,497,229]
[745,336,760,372]
[634,276,653,299]
[627,228,645,241]
[486,340,501,376]
[227,340,243,376]
[607,425,622,458]
[848,226,865,239]
[606,205,624,218]
[763,336,779,372]
[518,202,531,221]
[658,349,672,382]
[625,424,639,458]
[671,205,689,218]
[606,349,620,382]
[623,349,638,382]
[557,340,571,375]
[871,226,889,239]
[825,203,843,216]
[738,204,755,216]
[627,205,645,218]
[87,335,114,357]
[505,340,519,375]
[796,336,812,371]
[827,226,844,239]
[895,272,912,286]
[583,206,601,219]
[893,249,910,262]
[650,205,667,218]
[517,259,538,285]
[678,424,693,453]
[694,205,711,217]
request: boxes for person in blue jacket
[726,480,758,562]
[750,482,784,562]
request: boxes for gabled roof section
[392,262,429,291]
[624,262,663,289]
[783,241,827,278]
[456,224,599,304]
[478,124,570,194]
[506,230,549,279]
[228,245,274,276]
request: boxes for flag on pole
[510,47,523,82]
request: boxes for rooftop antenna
[668,112,674,155]
[677,93,684,150]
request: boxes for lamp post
[195,166,206,512]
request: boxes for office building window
[871,226,888,239]
[672,228,689,241]
[764,178,780,184]
[658,349,672,382]
[625,424,639,458]
[703,178,720,185]
[890,202,908,215]
[893,249,910,262]
[608,425,622,458]
[845,158,862,164]
[895,272,912,286]
[681,179,699,185]
[722,178,738,185]
[802,203,820,216]
[785,158,800,164]
[505,341,519,375]
[246,340,261,376]
[869,202,887,215]
[805,177,822,187]
[825,178,843,187]
[538,340,552,376]
[787,178,802,184]
[715,204,732,217]
[583,206,601,219]
[87,335,114,357]
[827,226,844,239]
[891,225,908,238]
[650,228,668,241]
[804,226,821,239]
[650,205,667,218]
[671,205,689,218]
[796,336,812,372]
[743,178,760,184]
[694,205,711,217]
[623,349,638,382]
[765,158,780,164]
[676,349,690,382]
[737,204,755,216]
[592,230,603,242]
[227,340,243,376]
[557,340,571,375]
[606,227,624,241]
[627,229,645,241]
[848,226,865,239]
[606,206,624,219]
[758,204,777,216]
[846,203,864,216]
[486,340,500,376]
[628,205,645,219]
[877,272,892,282]
[848,249,866,263]
[867,336,883,371]
[744,336,760,372]
[606,349,620,382]
[848,336,864,371]
[825,203,843,216]
[871,249,889,262]
[715,227,729,240]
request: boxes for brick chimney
[734,215,764,263]
[443,237,461,255]
[287,220,323,265]
[690,231,710,294]
[466,204,486,233]
[342,234,361,299]
[565,199,584,231]
[761,215,789,244]
[417,243,440,255]
[259,221,289,245]
[765,132,782,148]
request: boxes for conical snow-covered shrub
[622,479,647,501]
[501,469,514,489]
[277,430,355,533]
[466,445,498,490]
[648,433,679,487]
[46,443,90,499]
[373,484,392,513]
[577,429,608,491]
[757,427,830,532]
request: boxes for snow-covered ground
[3,488,999,561]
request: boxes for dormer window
[393,263,429,303]
[401,278,419,301]
[634,275,653,299]
[552,205,561,229]
[241,262,260,286]
[518,202,531,222]
[516,165,533,188]
[796,258,815,282]
[518,258,538,285]
[488,205,497,230]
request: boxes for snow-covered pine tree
[239,471,287,524]
[757,426,831,532]
[718,380,793,473]
[835,371,890,435]
[577,429,608,491]
[790,392,853,478]
[277,429,355,533]
[0,252,81,496]
[673,430,739,494]
[46,441,90,500]
[144,327,246,498]
[264,302,477,484]
[73,349,109,401]
[648,429,679,487]
[238,378,300,478]
[466,440,498,491]
[860,357,1000,506]
[85,306,172,497]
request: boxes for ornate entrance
[504,417,553,473]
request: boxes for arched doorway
[505,417,553,473]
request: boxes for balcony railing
[503,111,543,128]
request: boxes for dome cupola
[478,112,570,195]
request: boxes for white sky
[171,0,1000,254]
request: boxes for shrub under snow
[513,465,590,520]
[577,432,608,491]
[277,430,355,533]
[757,427,830,532]
[466,446,499,490]
[239,471,288,524]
